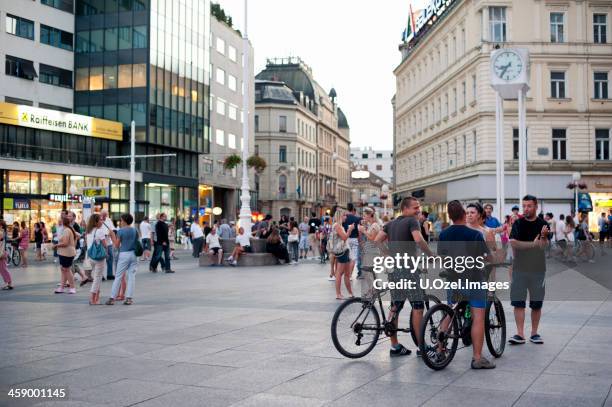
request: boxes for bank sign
[0,102,123,141]
[402,0,456,43]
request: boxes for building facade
[73,0,211,222]
[351,168,393,218]
[350,146,394,183]
[394,0,612,228]
[254,58,351,219]
[200,15,254,223]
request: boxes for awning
[21,61,38,78]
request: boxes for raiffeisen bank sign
[402,0,456,43]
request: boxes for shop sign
[82,186,108,198]
[402,0,455,43]
[2,198,30,210]
[49,194,83,203]
[0,102,122,141]
[595,199,612,208]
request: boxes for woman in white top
[287,221,300,265]
[85,213,108,305]
[227,227,251,266]
[330,209,355,300]
[466,202,501,276]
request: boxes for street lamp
[381,184,389,217]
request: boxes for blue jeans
[111,251,137,299]
[150,243,171,271]
[106,247,114,278]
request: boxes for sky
[216,0,427,150]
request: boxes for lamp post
[238,0,252,233]
[572,172,581,215]
[381,184,389,217]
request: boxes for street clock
[490,48,530,100]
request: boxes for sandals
[2,285,13,290]
[123,298,133,305]
[105,298,115,305]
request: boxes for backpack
[328,224,348,255]
[87,229,107,261]
[134,233,144,256]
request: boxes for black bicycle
[418,291,506,370]
[331,280,441,358]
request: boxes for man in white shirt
[100,209,116,280]
[205,227,223,265]
[190,219,204,258]
[139,217,152,261]
[227,227,251,266]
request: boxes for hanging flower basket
[247,155,267,173]
[223,154,242,170]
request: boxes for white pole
[238,0,252,234]
[495,93,503,221]
[498,93,505,221]
[518,88,527,202]
[130,120,136,217]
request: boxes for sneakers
[54,287,64,294]
[165,270,175,273]
[327,276,335,281]
[389,344,412,357]
[68,288,76,294]
[227,256,234,263]
[529,334,544,344]
[509,334,526,344]
[231,261,237,267]
[471,356,496,369]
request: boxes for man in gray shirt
[218,219,232,240]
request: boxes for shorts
[447,288,487,309]
[209,247,221,254]
[510,271,545,309]
[556,239,567,250]
[141,238,151,251]
[35,242,42,249]
[240,245,252,253]
[599,232,607,243]
[335,249,350,263]
[299,236,309,251]
[348,238,359,261]
[58,255,74,268]
[391,300,425,315]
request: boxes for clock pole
[518,87,527,201]
[495,93,505,222]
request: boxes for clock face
[493,51,523,81]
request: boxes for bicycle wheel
[331,297,381,358]
[485,296,506,358]
[12,249,21,267]
[410,294,441,346]
[419,303,459,370]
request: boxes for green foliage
[211,2,233,28]
[224,154,242,170]
[247,155,267,173]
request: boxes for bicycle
[331,271,441,358]
[418,290,506,370]
[5,241,21,267]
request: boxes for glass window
[41,173,63,194]
[550,12,565,43]
[215,67,224,85]
[594,72,609,99]
[595,129,610,160]
[228,133,236,149]
[104,27,118,51]
[6,55,37,80]
[215,129,224,145]
[104,104,117,121]
[594,14,607,44]
[118,26,132,49]
[376,153,383,158]
[132,63,146,87]
[7,171,31,193]
[216,37,225,54]
[279,115,287,132]
[216,99,225,115]
[551,71,565,98]
[118,64,132,88]
[104,65,117,89]
[75,67,89,90]
[39,64,73,88]
[75,31,89,53]
[5,14,34,40]
[489,7,506,42]
[133,103,146,125]
[105,0,118,12]
[228,104,237,120]
[133,25,147,48]
[512,128,529,160]
[119,0,133,12]
[228,45,237,62]
[40,25,73,51]
[552,128,567,160]
[118,103,131,124]
[90,29,104,52]
[279,145,287,163]
[41,0,74,13]
[254,115,259,132]
[89,66,103,90]
[228,74,237,91]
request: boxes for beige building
[254,57,351,219]
[394,0,612,226]
[351,166,393,218]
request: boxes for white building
[1,0,74,112]
[350,146,394,183]
[199,14,255,221]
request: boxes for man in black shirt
[150,213,173,273]
[509,195,549,345]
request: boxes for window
[552,128,567,160]
[215,129,224,145]
[462,81,467,107]
[489,7,506,42]
[376,165,383,171]
[75,31,89,52]
[278,174,287,195]
[376,153,383,159]
[594,72,609,99]
[216,67,225,85]
[279,115,287,132]
[279,145,287,163]
[105,27,118,51]
[228,45,237,62]
[118,26,132,49]
[513,128,529,160]
[89,66,103,90]
[132,64,146,87]
[551,71,566,98]
[118,64,132,88]
[596,129,610,160]
[41,0,74,13]
[228,74,237,91]
[216,99,225,115]
[362,153,369,159]
[40,25,73,51]
[550,13,565,43]
[254,115,259,132]
[216,37,225,54]
[228,133,236,149]
[453,88,457,113]
[104,65,117,89]
[594,14,607,44]
[228,104,237,120]
[75,67,88,90]
[472,130,477,162]
[472,74,477,102]
[5,55,37,80]
[5,14,34,40]
[133,26,147,48]
[39,64,73,88]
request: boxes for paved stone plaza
[1,251,611,407]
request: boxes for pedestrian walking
[34,222,44,261]
[53,215,80,294]
[18,221,30,268]
[0,223,13,290]
[298,217,309,259]
[169,220,177,260]
[139,216,152,261]
[190,218,204,258]
[358,207,382,288]
[100,210,116,280]
[85,214,109,305]
[150,213,173,273]
[106,213,138,305]
[330,209,355,300]
[287,221,299,265]
[308,212,321,259]
[342,203,362,278]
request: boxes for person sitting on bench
[266,228,290,264]
[227,227,251,266]
[205,227,223,266]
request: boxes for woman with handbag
[86,214,109,305]
[330,209,355,300]
[106,213,139,306]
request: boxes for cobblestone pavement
[1,249,611,406]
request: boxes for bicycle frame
[352,289,412,337]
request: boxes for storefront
[145,183,197,223]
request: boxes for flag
[403,3,416,42]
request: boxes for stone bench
[198,237,284,267]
